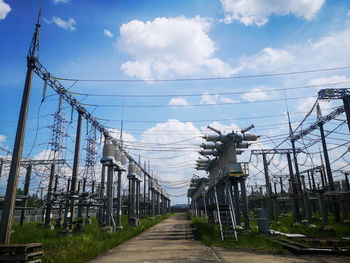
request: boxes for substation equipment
[188,125,258,241]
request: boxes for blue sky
[1,0,350,204]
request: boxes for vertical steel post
[45,163,55,227]
[342,95,350,133]
[98,164,105,225]
[69,111,82,228]
[280,177,284,196]
[262,153,273,221]
[240,178,250,229]
[20,165,32,227]
[116,170,122,227]
[319,122,340,222]
[287,153,301,222]
[157,192,160,215]
[232,180,241,225]
[151,189,155,217]
[311,170,316,190]
[144,161,146,217]
[301,175,312,223]
[105,165,114,228]
[63,178,70,229]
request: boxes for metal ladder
[227,185,238,241]
[214,186,224,241]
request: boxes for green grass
[191,215,286,254]
[11,214,172,263]
[270,212,350,238]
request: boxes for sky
[1,0,350,205]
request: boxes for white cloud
[33,149,55,160]
[118,16,234,79]
[241,86,270,102]
[54,0,69,4]
[200,93,219,105]
[200,92,240,105]
[108,128,136,145]
[234,28,350,74]
[220,97,239,103]
[221,0,325,26]
[104,29,114,38]
[237,47,295,73]
[168,97,189,107]
[348,10,350,16]
[46,17,77,31]
[309,75,350,86]
[0,0,11,20]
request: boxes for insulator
[70,106,74,122]
[102,138,115,161]
[236,142,249,148]
[201,143,216,149]
[196,159,209,163]
[243,134,258,141]
[200,149,217,156]
[86,119,89,135]
[241,124,254,134]
[58,95,63,111]
[121,152,127,165]
[114,147,121,163]
[128,162,136,175]
[42,76,48,102]
[205,134,220,142]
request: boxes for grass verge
[11,214,172,263]
[191,215,286,254]
[270,213,350,238]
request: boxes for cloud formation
[200,93,239,105]
[234,28,350,75]
[221,0,325,26]
[118,16,234,79]
[54,0,69,4]
[0,0,11,20]
[46,17,77,31]
[168,97,189,107]
[241,86,270,102]
[104,29,113,38]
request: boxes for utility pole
[69,111,82,229]
[0,4,41,244]
[317,104,340,222]
[262,153,273,221]
[20,165,32,227]
[45,163,55,227]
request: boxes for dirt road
[89,213,349,263]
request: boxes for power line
[82,95,317,108]
[66,81,350,97]
[54,66,350,83]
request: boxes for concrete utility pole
[262,153,273,221]
[0,4,41,244]
[69,111,82,229]
[98,165,106,225]
[317,104,340,222]
[20,165,32,227]
[45,163,55,227]
[116,170,122,228]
